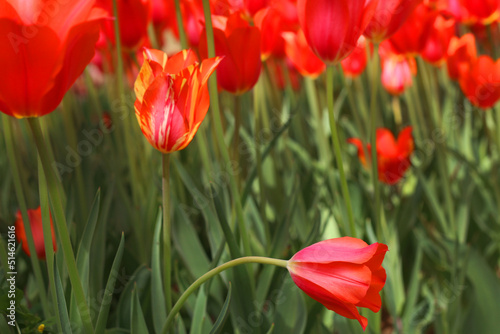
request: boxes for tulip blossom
[341,36,371,78]
[199,12,261,95]
[134,48,221,153]
[459,55,500,109]
[364,0,422,43]
[348,127,414,184]
[98,0,152,51]
[419,13,455,64]
[15,207,57,260]
[297,0,379,64]
[254,0,298,60]
[287,237,388,330]
[461,0,500,25]
[0,0,107,118]
[388,3,432,55]
[282,29,326,78]
[446,33,477,81]
[379,41,416,95]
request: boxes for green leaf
[151,208,167,334]
[463,248,500,334]
[116,265,151,329]
[70,190,101,325]
[54,263,73,334]
[131,286,149,334]
[95,233,125,334]
[273,276,307,334]
[190,288,208,334]
[209,282,232,334]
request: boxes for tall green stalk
[326,66,357,237]
[369,45,381,240]
[201,0,251,255]
[1,115,49,317]
[162,154,172,314]
[27,118,94,334]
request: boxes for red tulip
[446,33,477,81]
[287,237,388,330]
[341,36,371,78]
[98,0,152,51]
[459,55,500,109]
[419,12,455,64]
[297,0,379,64]
[0,0,107,118]
[254,0,298,60]
[348,127,414,184]
[134,48,222,153]
[388,3,433,55]
[15,207,57,260]
[461,0,500,25]
[199,12,261,94]
[244,0,270,16]
[379,41,417,95]
[364,0,422,43]
[282,29,326,78]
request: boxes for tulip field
[1,0,500,333]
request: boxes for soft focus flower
[419,12,455,64]
[254,0,298,60]
[459,55,500,109]
[379,41,417,95]
[282,29,326,78]
[134,48,222,153]
[461,0,500,25]
[287,237,388,330]
[199,12,261,94]
[348,127,414,184]
[446,33,477,81]
[0,0,107,118]
[297,0,379,64]
[98,0,152,51]
[364,0,422,43]
[341,36,371,78]
[388,3,432,55]
[15,207,57,260]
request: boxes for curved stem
[162,153,172,313]
[201,0,251,255]
[27,118,94,334]
[161,256,288,333]
[326,66,356,237]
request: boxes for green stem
[27,118,94,334]
[38,156,61,333]
[162,153,172,314]
[201,0,251,255]
[326,66,357,237]
[161,256,288,333]
[112,0,146,262]
[369,45,381,240]
[174,0,188,48]
[1,115,49,317]
[305,77,331,165]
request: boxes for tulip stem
[1,115,50,318]
[369,45,381,240]
[161,256,288,334]
[38,155,61,332]
[174,0,188,48]
[201,0,252,256]
[326,66,356,237]
[162,153,172,314]
[112,0,146,262]
[27,117,94,334]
